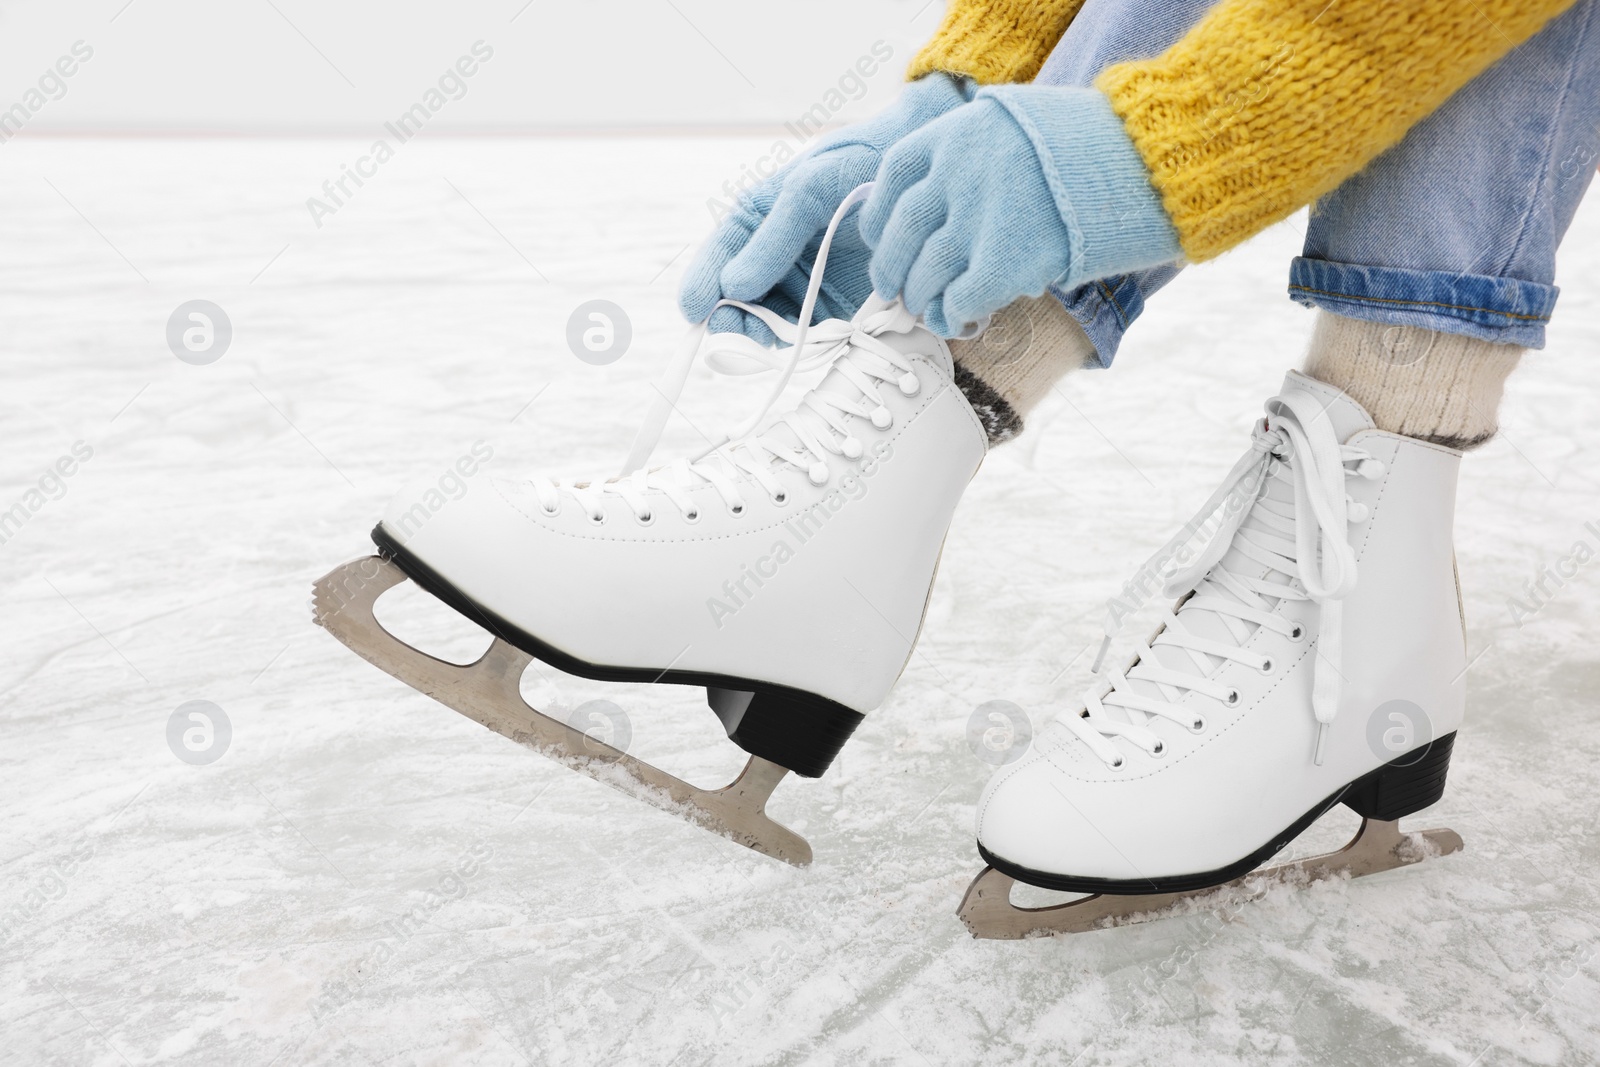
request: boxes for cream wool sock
[947,294,1099,444]
[1302,311,1524,449]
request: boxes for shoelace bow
[532,183,921,524]
[1070,389,1385,768]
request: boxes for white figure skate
[960,372,1467,937]
[314,187,987,864]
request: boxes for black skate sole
[979,732,1457,895]
[371,523,864,778]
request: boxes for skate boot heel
[1343,731,1457,821]
[708,688,864,779]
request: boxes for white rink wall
[0,0,941,132]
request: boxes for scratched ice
[2,138,1597,1066]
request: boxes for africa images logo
[305,41,495,228]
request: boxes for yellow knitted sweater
[910,0,1578,261]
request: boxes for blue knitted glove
[858,86,1183,338]
[678,73,972,344]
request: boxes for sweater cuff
[908,0,1088,84]
[1094,0,1576,262]
[979,86,1182,286]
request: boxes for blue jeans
[1035,0,1600,363]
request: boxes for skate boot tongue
[853,297,953,377]
[534,183,953,520]
[1278,370,1375,444]
[1138,372,1377,680]
[746,298,949,458]
[554,303,934,516]
[1061,374,1385,768]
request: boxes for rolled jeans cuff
[1049,269,1176,368]
[1287,256,1559,349]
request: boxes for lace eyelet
[1288,625,1305,642]
[589,512,606,526]
[808,462,829,486]
[841,437,863,460]
[1259,658,1275,675]
[898,372,920,397]
[729,502,745,517]
[1189,715,1207,733]
[1109,755,1126,770]
[634,510,654,527]
[1224,689,1240,707]
[1150,740,1166,758]
[870,406,892,430]
[682,508,701,524]
[540,503,559,517]
[771,490,789,507]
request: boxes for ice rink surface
[2,137,1598,1066]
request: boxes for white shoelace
[532,183,922,524]
[1071,389,1385,767]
